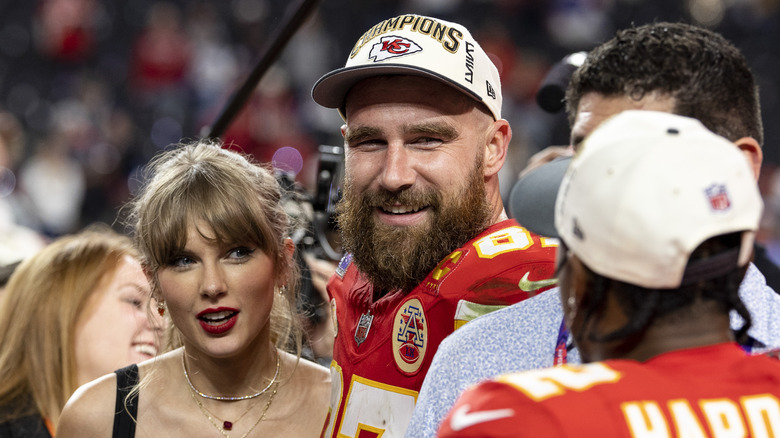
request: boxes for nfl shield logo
[705,184,731,211]
[354,312,373,346]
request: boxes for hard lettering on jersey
[336,253,352,278]
[420,249,466,295]
[393,298,428,375]
[440,345,780,437]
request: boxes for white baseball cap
[311,14,502,120]
[555,110,763,289]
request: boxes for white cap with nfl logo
[555,110,763,289]
[311,14,502,120]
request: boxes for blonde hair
[0,224,139,426]
[125,139,302,354]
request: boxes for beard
[336,159,492,295]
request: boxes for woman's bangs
[190,185,272,252]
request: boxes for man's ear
[483,119,512,177]
[734,136,763,181]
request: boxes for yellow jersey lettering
[668,399,707,438]
[621,401,671,438]
[741,394,780,437]
[431,251,462,281]
[620,396,780,438]
[474,226,533,259]
[498,363,620,402]
[701,399,746,437]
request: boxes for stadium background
[1,0,780,262]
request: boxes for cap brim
[509,156,571,238]
[312,64,484,113]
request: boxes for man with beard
[311,14,557,438]
[439,110,780,438]
[409,22,780,438]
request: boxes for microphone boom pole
[204,0,322,139]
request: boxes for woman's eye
[228,246,255,260]
[169,255,194,268]
[122,295,144,309]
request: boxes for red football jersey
[321,219,558,438]
[438,343,780,437]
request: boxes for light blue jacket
[406,263,780,438]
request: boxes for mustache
[360,187,441,210]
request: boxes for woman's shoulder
[57,371,119,437]
[268,353,330,435]
[286,353,330,386]
[278,352,330,403]
[57,352,181,437]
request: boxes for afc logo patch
[369,35,423,62]
[392,298,427,375]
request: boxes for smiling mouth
[133,343,158,357]
[380,205,426,214]
[198,310,238,325]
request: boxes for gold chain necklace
[182,350,280,401]
[189,392,255,431]
[191,383,278,437]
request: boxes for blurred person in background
[0,224,162,437]
[0,110,47,267]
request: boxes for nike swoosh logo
[449,404,515,431]
[517,272,557,292]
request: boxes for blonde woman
[0,225,161,437]
[58,140,330,437]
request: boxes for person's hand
[304,253,337,303]
[303,253,337,360]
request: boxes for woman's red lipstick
[197,307,239,335]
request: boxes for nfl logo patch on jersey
[392,298,427,375]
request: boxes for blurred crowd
[2,0,780,266]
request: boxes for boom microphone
[203,0,322,139]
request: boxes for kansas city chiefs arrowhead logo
[369,35,423,62]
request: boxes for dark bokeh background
[2,0,780,264]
